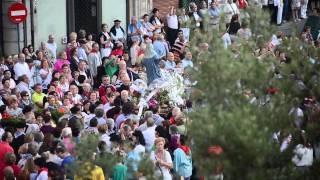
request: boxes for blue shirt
[165,60,176,70]
[173,148,193,178]
[153,40,167,58]
[142,56,161,84]
[182,59,194,69]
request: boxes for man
[110,19,126,44]
[68,106,83,140]
[127,16,143,43]
[88,43,101,79]
[172,30,187,61]
[78,60,92,83]
[0,132,14,169]
[165,52,176,70]
[167,6,179,46]
[56,146,75,178]
[94,108,106,126]
[182,51,194,69]
[13,53,29,80]
[208,0,221,30]
[220,0,239,23]
[142,117,156,152]
[0,79,13,100]
[188,2,202,29]
[69,84,82,105]
[11,123,26,155]
[153,33,167,59]
[46,34,57,62]
[32,84,46,110]
[99,75,113,97]
[141,14,155,37]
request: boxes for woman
[61,64,73,82]
[19,91,33,109]
[132,130,146,156]
[4,55,14,75]
[150,137,173,180]
[141,14,155,37]
[22,47,31,58]
[6,96,22,117]
[149,8,164,33]
[27,44,37,59]
[173,135,192,180]
[2,70,16,89]
[44,95,61,110]
[54,51,70,72]
[86,33,95,52]
[99,24,113,58]
[89,91,99,104]
[59,75,70,93]
[228,14,241,37]
[38,60,52,93]
[70,47,80,72]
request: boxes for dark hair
[34,157,47,168]
[101,23,108,29]
[33,83,42,90]
[1,131,12,142]
[90,117,98,127]
[78,75,86,84]
[132,130,146,146]
[122,102,134,115]
[20,91,29,97]
[152,8,159,14]
[70,47,77,56]
[70,106,80,114]
[106,106,121,118]
[143,14,149,18]
[89,104,96,114]
[1,78,10,85]
[22,105,33,114]
[43,114,52,123]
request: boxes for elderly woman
[150,137,173,180]
[54,51,70,72]
[7,96,22,117]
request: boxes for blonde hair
[154,137,166,145]
[69,32,77,42]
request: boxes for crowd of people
[0,0,319,179]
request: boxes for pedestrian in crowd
[99,24,113,58]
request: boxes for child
[291,0,301,21]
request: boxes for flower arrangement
[50,107,65,124]
[1,115,26,128]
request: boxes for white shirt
[167,15,179,29]
[150,150,173,180]
[14,62,30,80]
[292,144,313,167]
[47,42,57,59]
[134,144,146,155]
[111,28,125,41]
[16,81,31,96]
[142,126,156,152]
[97,117,106,126]
[222,32,232,49]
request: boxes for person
[110,19,126,44]
[46,34,57,62]
[70,47,80,72]
[13,53,29,80]
[221,0,240,23]
[150,137,173,180]
[142,41,162,85]
[291,0,301,21]
[0,132,14,170]
[38,60,52,92]
[165,52,176,71]
[127,16,143,43]
[132,130,146,156]
[178,8,190,42]
[32,84,46,110]
[274,0,283,25]
[130,37,140,66]
[292,131,313,169]
[88,43,102,80]
[112,151,128,180]
[16,75,31,97]
[150,8,164,34]
[167,6,179,46]
[141,14,155,37]
[182,51,194,69]
[142,117,156,152]
[99,24,113,58]
[171,30,186,61]
[78,40,88,61]
[237,20,252,40]
[188,2,202,30]
[199,0,209,31]
[208,0,221,31]
[228,14,241,37]
[54,51,70,72]
[173,135,192,180]
[1,70,16,90]
[68,106,83,141]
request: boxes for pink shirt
[54,59,70,72]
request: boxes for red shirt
[0,142,14,179]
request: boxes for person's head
[92,43,99,52]
[89,117,98,127]
[89,91,98,101]
[131,16,137,25]
[58,51,67,60]
[201,0,207,9]
[18,53,25,63]
[155,137,165,151]
[48,34,55,43]
[231,14,239,22]
[178,30,184,39]
[167,52,175,62]
[228,0,233,4]
[83,83,91,92]
[185,51,192,60]
[241,21,249,29]
[2,78,10,89]
[114,19,121,27]
[146,117,154,127]
[34,84,42,94]
[122,101,134,115]
[28,44,34,53]
[79,60,87,70]
[95,108,104,118]
[121,90,129,101]
[142,14,149,22]
[20,91,30,100]
[211,0,218,7]
[189,2,197,12]
[101,23,108,32]
[159,60,166,69]
[2,131,13,143]
[69,84,78,95]
[102,75,110,85]
[152,8,159,17]
[22,47,30,55]
[132,130,146,146]
[70,106,80,115]
[8,95,18,108]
